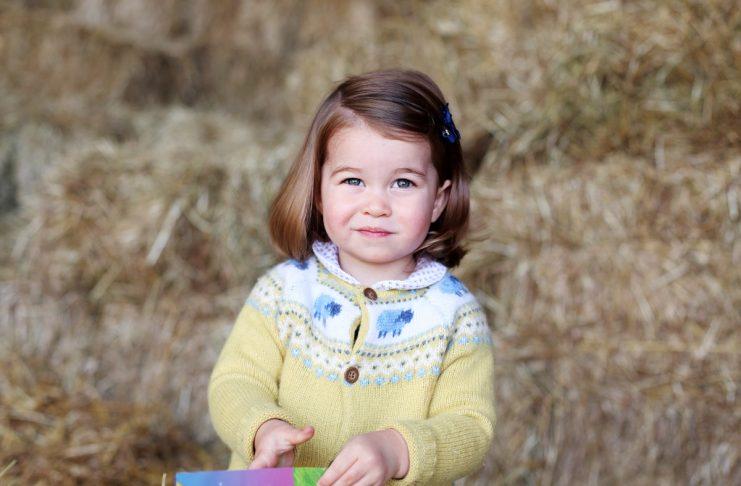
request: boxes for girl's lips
[357,229,392,237]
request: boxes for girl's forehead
[325,124,433,170]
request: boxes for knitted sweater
[208,241,496,485]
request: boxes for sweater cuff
[237,403,301,465]
[380,420,437,485]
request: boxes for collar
[311,240,448,291]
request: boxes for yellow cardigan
[208,243,496,485]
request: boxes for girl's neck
[337,250,417,287]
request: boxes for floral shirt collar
[311,240,448,291]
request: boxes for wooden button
[363,288,377,300]
[344,366,359,384]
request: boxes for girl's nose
[362,190,391,216]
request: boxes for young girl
[208,69,496,485]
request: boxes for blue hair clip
[440,103,460,144]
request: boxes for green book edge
[294,467,325,485]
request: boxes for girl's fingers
[330,460,368,486]
[350,474,382,486]
[247,456,264,469]
[317,456,358,486]
[248,451,277,470]
[276,450,294,468]
[251,425,313,471]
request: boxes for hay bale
[0,349,219,484]
[280,0,739,170]
[466,152,740,248]
[0,272,232,441]
[12,108,298,316]
[0,1,309,114]
[426,0,740,167]
[0,4,147,105]
[1,105,303,481]
[3,0,737,158]
[458,151,740,484]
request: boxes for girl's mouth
[357,228,392,237]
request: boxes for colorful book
[175,467,325,486]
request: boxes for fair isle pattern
[449,301,494,347]
[244,271,283,319]
[279,302,491,387]
[311,240,448,290]
[315,263,360,303]
[316,260,432,304]
[243,253,493,387]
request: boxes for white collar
[311,240,448,291]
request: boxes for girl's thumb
[289,426,314,445]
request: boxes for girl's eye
[342,177,363,186]
[393,178,416,189]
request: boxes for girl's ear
[431,179,452,223]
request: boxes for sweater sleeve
[207,267,301,466]
[382,300,497,485]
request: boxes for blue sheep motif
[441,274,468,296]
[313,294,341,326]
[377,309,414,338]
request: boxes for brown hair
[268,68,470,267]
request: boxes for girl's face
[319,122,451,282]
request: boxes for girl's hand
[317,429,409,486]
[248,419,315,469]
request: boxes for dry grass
[11,109,293,316]
[459,150,740,484]
[0,349,218,484]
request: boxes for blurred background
[0,0,738,484]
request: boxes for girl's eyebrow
[393,167,427,177]
[330,165,361,176]
[330,165,427,177]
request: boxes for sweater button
[363,288,377,300]
[344,366,359,384]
